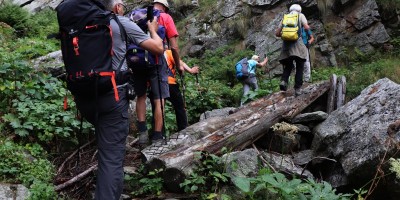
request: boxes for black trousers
[167,83,188,131]
[150,83,188,132]
[75,87,128,200]
[281,56,305,89]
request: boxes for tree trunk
[141,81,331,191]
[327,74,337,113]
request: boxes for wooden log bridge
[141,80,332,192]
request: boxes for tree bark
[141,81,331,191]
[336,76,346,108]
[327,74,337,114]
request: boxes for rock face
[180,0,391,69]
[14,0,393,69]
[312,78,400,198]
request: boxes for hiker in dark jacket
[275,4,312,96]
[75,0,163,199]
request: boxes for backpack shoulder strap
[111,14,128,73]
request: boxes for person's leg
[280,58,294,91]
[149,62,170,141]
[95,88,128,200]
[131,70,149,145]
[76,87,129,200]
[249,76,258,91]
[303,48,311,82]
[294,57,305,90]
[168,84,188,131]
[241,80,250,106]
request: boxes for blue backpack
[235,58,249,80]
[126,8,166,69]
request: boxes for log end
[144,157,167,174]
[162,167,186,193]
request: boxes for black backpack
[56,0,125,100]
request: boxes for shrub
[0,139,57,199]
[0,2,30,36]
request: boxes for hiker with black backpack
[275,3,312,96]
[237,55,268,106]
[57,0,163,199]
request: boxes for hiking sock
[152,131,163,140]
[137,121,147,132]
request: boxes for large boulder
[312,78,400,198]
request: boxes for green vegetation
[0,1,400,199]
[126,152,353,199]
[125,166,164,196]
[0,139,57,199]
[0,4,90,198]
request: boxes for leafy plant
[125,165,164,197]
[389,158,400,179]
[232,170,352,200]
[180,152,229,198]
[0,140,57,198]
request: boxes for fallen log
[142,80,331,191]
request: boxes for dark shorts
[131,58,170,99]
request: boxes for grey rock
[0,183,30,200]
[292,150,314,166]
[261,152,314,179]
[291,111,328,124]
[222,149,259,178]
[312,78,400,194]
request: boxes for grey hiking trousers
[75,86,129,200]
[241,75,258,105]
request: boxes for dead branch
[57,139,95,174]
[252,144,276,173]
[55,164,98,191]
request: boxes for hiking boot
[295,88,301,96]
[279,81,288,91]
[138,130,149,148]
[151,133,165,145]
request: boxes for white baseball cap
[153,0,169,11]
[289,4,302,12]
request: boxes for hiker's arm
[257,57,268,67]
[275,27,282,37]
[307,29,314,45]
[140,19,163,55]
[180,60,199,74]
[170,37,184,74]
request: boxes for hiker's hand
[147,17,158,33]
[179,66,185,75]
[190,66,199,74]
[308,35,315,45]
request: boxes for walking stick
[195,73,202,96]
[180,73,186,109]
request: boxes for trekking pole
[180,73,186,109]
[195,73,202,96]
